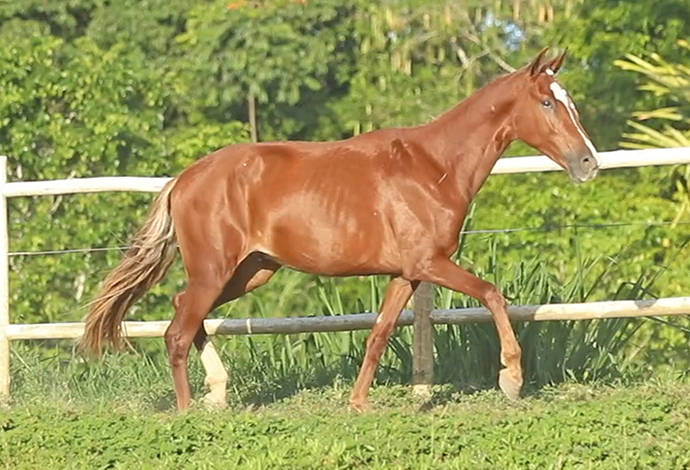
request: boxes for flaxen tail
[80,179,178,356]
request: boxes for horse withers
[81,48,599,411]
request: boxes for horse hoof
[202,393,228,410]
[498,368,522,401]
[349,399,371,413]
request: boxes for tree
[175,0,357,141]
[542,0,690,150]
[615,41,690,149]
[0,21,247,323]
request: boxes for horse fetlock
[349,385,372,412]
[483,285,507,311]
[204,373,228,389]
[500,346,522,368]
[201,375,227,409]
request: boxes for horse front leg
[350,277,418,412]
[420,257,523,400]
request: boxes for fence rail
[4,147,690,197]
[1,146,690,402]
[5,297,690,341]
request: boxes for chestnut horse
[81,49,599,411]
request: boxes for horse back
[171,131,462,276]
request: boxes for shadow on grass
[8,336,651,413]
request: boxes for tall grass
[9,241,657,409]
[434,249,649,390]
[7,207,663,406]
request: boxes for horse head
[513,48,600,183]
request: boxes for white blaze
[549,82,599,163]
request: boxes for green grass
[4,246,688,468]
[5,249,675,411]
[2,378,689,469]
[3,254,688,469]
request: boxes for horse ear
[528,47,550,76]
[548,49,568,75]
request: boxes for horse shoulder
[377,136,466,260]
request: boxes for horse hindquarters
[167,177,283,408]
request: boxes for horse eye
[541,99,553,109]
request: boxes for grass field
[2,370,689,469]
[2,251,688,469]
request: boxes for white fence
[2,146,690,402]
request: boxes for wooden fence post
[412,281,434,396]
[248,93,258,143]
[0,156,10,403]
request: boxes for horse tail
[80,178,178,356]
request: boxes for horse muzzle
[566,153,599,183]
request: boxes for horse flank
[80,179,178,356]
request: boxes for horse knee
[482,284,506,311]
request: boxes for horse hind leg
[192,325,228,409]
[166,279,225,410]
[190,253,281,409]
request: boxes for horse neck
[408,74,520,198]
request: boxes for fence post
[412,281,434,396]
[0,156,9,403]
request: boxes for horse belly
[240,145,401,275]
[261,205,400,276]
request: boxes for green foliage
[542,0,690,150]
[0,13,249,325]
[610,44,690,369]
[85,0,195,56]
[176,0,357,140]
[327,1,504,135]
[615,40,690,149]
[2,380,690,469]
[324,0,577,138]
[1,0,689,389]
